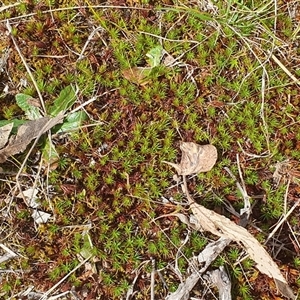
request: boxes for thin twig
[39,255,92,300]
[237,141,270,159]
[0,3,20,13]
[150,258,155,300]
[6,21,46,114]
[269,52,300,86]
[266,198,300,244]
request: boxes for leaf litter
[164,141,296,300]
[0,113,64,163]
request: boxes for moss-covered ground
[0,0,300,299]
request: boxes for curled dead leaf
[189,201,296,299]
[0,113,64,163]
[164,142,218,175]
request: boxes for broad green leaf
[56,111,87,133]
[49,85,76,117]
[16,94,42,120]
[146,45,163,68]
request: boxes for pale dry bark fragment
[204,267,232,300]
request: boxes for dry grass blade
[39,255,92,300]
[270,52,300,86]
[0,243,18,264]
[0,3,20,13]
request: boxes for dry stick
[6,21,46,114]
[286,221,300,253]
[260,65,271,152]
[270,52,300,86]
[150,258,155,300]
[39,255,92,300]
[237,141,270,159]
[284,178,291,215]
[69,88,118,115]
[0,3,20,12]
[77,26,107,60]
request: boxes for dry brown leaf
[189,202,295,299]
[0,113,64,163]
[0,123,13,149]
[164,142,218,175]
[122,67,151,86]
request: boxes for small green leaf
[56,111,87,133]
[146,45,163,68]
[16,94,42,120]
[49,85,76,117]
